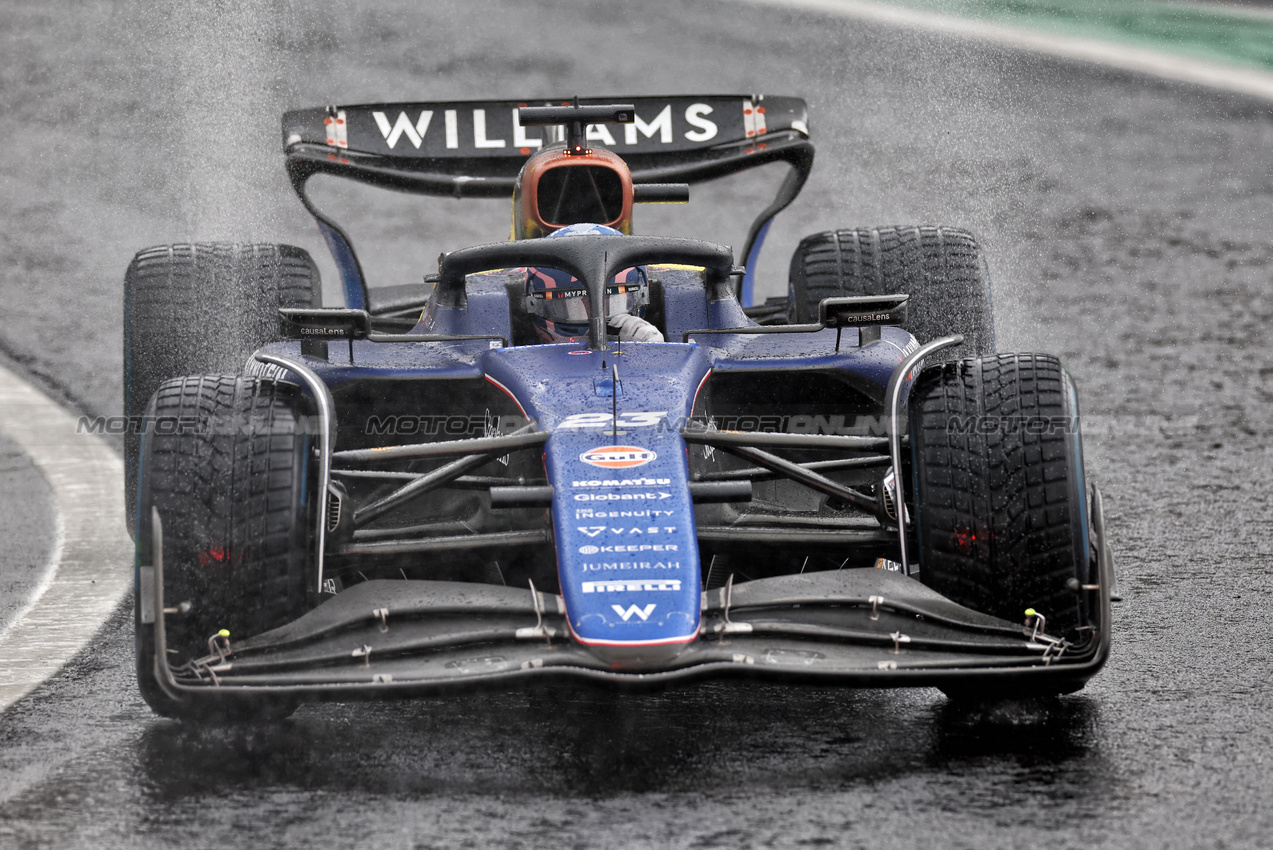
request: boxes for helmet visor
[532,284,644,323]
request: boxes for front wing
[139,488,1114,701]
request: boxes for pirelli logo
[581,579,682,593]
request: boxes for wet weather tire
[788,226,994,359]
[135,375,313,721]
[909,354,1089,642]
[124,243,319,533]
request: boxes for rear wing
[283,96,814,309]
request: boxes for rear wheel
[135,375,314,721]
[788,226,994,359]
[909,353,1090,665]
[124,243,319,532]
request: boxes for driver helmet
[524,223,648,344]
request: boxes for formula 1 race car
[124,96,1114,720]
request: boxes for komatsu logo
[612,604,657,622]
[580,446,656,469]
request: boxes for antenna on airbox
[610,362,620,441]
[517,99,635,156]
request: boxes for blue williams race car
[124,96,1114,720]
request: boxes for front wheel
[909,354,1090,638]
[135,375,314,721]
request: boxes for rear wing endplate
[283,96,813,309]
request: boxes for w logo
[372,111,433,149]
[611,603,656,622]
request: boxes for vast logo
[612,604,657,622]
[577,525,677,537]
[580,446,656,469]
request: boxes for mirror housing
[279,308,372,340]
[818,295,908,329]
[632,183,690,203]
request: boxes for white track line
[0,362,132,713]
[739,0,1273,103]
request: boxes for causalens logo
[579,446,656,469]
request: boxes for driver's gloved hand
[608,313,664,342]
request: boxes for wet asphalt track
[2,0,1272,847]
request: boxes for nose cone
[545,421,706,671]
[578,628,697,671]
[569,605,698,670]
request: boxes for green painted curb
[878,0,1273,72]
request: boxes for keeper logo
[580,445,656,469]
[581,544,678,554]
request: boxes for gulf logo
[580,445,657,469]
